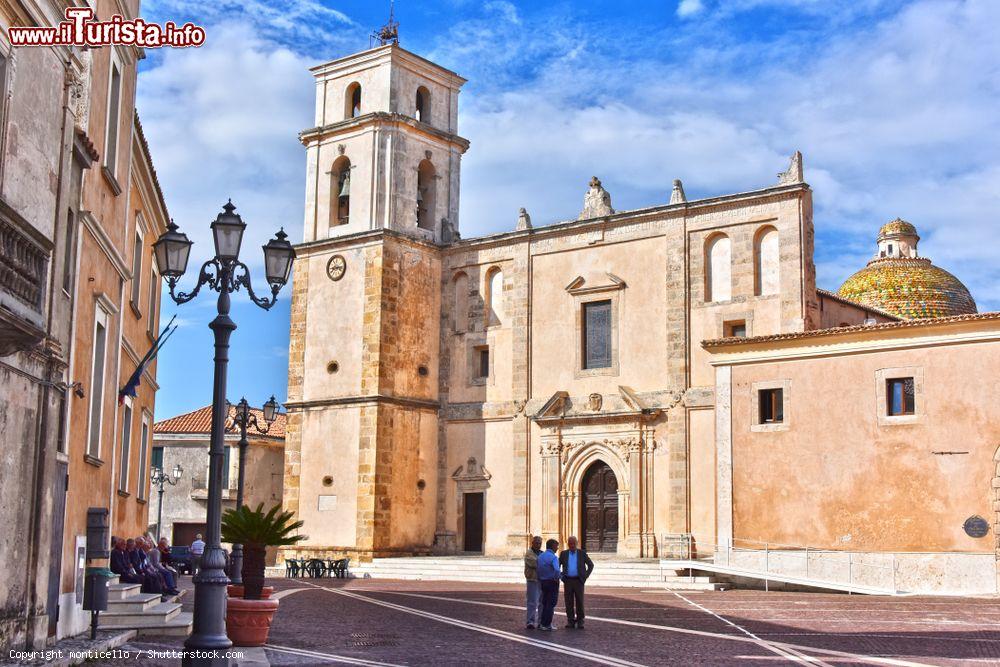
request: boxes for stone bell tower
[285,41,467,562]
[300,43,469,244]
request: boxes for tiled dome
[838,220,977,319]
[878,217,918,239]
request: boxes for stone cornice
[284,393,439,412]
[707,313,1000,365]
[300,112,470,152]
[293,227,440,257]
[80,210,131,280]
[309,43,466,88]
[444,183,809,256]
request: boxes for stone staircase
[339,557,724,590]
[97,579,193,636]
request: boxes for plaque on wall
[326,255,347,282]
[963,515,989,538]
[318,495,338,511]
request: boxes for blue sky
[139,0,1000,420]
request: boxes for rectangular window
[147,267,158,336]
[118,399,133,492]
[130,229,143,309]
[137,413,151,499]
[476,347,490,379]
[104,62,122,174]
[87,308,109,458]
[582,300,612,369]
[758,388,784,424]
[725,320,747,338]
[151,446,164,470]
[887,378,915,416]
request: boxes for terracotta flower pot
[227,584,274,599]
[225,597,280,647]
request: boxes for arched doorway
[580,460,619,553]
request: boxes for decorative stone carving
[452,456,491,481]
[777,151,803,185]
[587,393,603,412]
[578,176,614,219]
[512,399,527,415]
[516,208,532,231]
[669,179,686,204]
[337,144,346,155]
[69,49,91,131]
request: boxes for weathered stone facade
[283,44,867,562]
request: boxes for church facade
[282,43,999,590]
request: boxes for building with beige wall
[283,42,993,592]
[152,405,286,554]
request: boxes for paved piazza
[89,578,1000,666]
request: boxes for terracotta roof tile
[703,311,1000,348]
[155,404,286,439]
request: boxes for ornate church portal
[534,390,661,558]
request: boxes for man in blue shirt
[558,536,594,628]
[535,538,561,631]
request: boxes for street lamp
[151,464,184,541]
[225,396,278,585]
[153,201,295,666]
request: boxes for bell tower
[300,42,469,244]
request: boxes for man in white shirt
[190,534,205,575]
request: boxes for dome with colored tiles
[838,219,977,319]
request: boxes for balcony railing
[0,216,48,311]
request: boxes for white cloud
[138,0,1000,311]
[677,0,705,17]
[137,22,317,271]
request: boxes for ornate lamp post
[225,395,278,585]
[153,202,295,666]
[151,464,184,541]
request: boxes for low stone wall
[714,548,994,595]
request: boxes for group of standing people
[523,535,594,630]
[109,535,181,599]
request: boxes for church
[281,41,1000,593]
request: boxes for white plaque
[318,495,338,511]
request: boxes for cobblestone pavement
[86,576,1000,666]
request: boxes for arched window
[453,272,469,332]
[416,159,436,230]
[330,156,351,226]
[705,233,732,302]
[345,82,361,119]
[486,267,503,326]
[754,226,779,296]
[415,86,430,123]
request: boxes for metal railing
[664,532,899,593]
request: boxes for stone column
[640,431,657,556]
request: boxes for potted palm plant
[221,503,305,646]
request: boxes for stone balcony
[0,209,50,357]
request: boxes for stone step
[135,611,194,637]
[106,592,163,613]
[108,583,142,601]
[98,601,182,628]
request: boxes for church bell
[338,170,350,198]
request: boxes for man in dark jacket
[110,538,143,585]
[558,536,594,628]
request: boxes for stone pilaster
[506,239,531,553]
[281,252,310,521]
[665,213,689,533]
